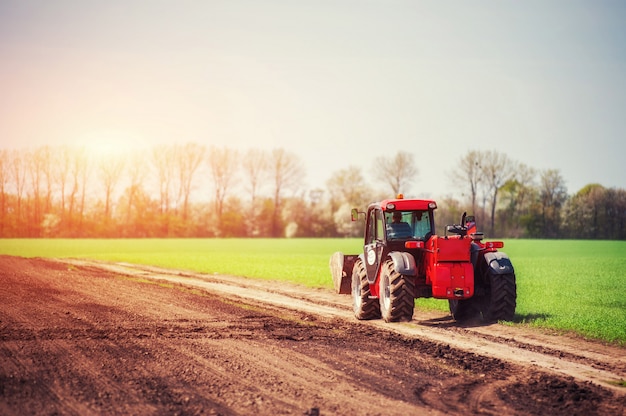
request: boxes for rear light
[405,241,424,249]
[485,241,504,249]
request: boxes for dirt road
[1,256,625,415]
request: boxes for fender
[357,253,373,283]
[483,251,515,275]
[388,251,418,276]
[357,253,366,268]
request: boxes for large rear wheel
[379,259,415,322]
[351,258,380,320]
[481,271,516,322]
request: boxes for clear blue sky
[1,1,625,198]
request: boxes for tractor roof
[371,197,437,212]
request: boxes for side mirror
[445,225,457,235]
[351,208,358,222]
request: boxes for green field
[1,238,625,345]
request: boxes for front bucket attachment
[329,252,357,294]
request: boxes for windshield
[385,210,432,240]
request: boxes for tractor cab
[356,196,436,286]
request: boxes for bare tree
[54,146,73,221]
[268,148,305,237]
[66,147,89,234]
[124,151,148,232]
[242,148,268,208]
[373,151,417,195]
[152,145,178,216]
[38,146,54,214]
[77,153,91,233]
[450,150,483,216]
[0,150,9,233]
[242,148,269,236]
[25,147,54,235]
[26,148,46,235]
[98,154,126,221]
[480,150,513,235]
[177,143,205,221]
[9,150,26,231]
[207,146,239,229]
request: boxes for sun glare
[75,130,147,158]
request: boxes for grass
[1,238,625,345]
[503,240,626,344]
[0,238,361,288]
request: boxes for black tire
[379,259,415,322]
[351,258,380,320]
[448,297,481,322]
[481,271,516,322]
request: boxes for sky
[1,0,625,199]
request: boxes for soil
[1,255,625,415]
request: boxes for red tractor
[330,195,516,323]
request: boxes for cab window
[365,208,379,244]
[412,211,432,239]
[375,210,384,241]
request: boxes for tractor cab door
[363,207,385,284]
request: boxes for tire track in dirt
[62,258,626,396]
[3,256,625,415]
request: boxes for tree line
[446,150,625,239]
[0,144,624,239]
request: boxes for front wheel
[379,259,415,322]
[352,258,380,320]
